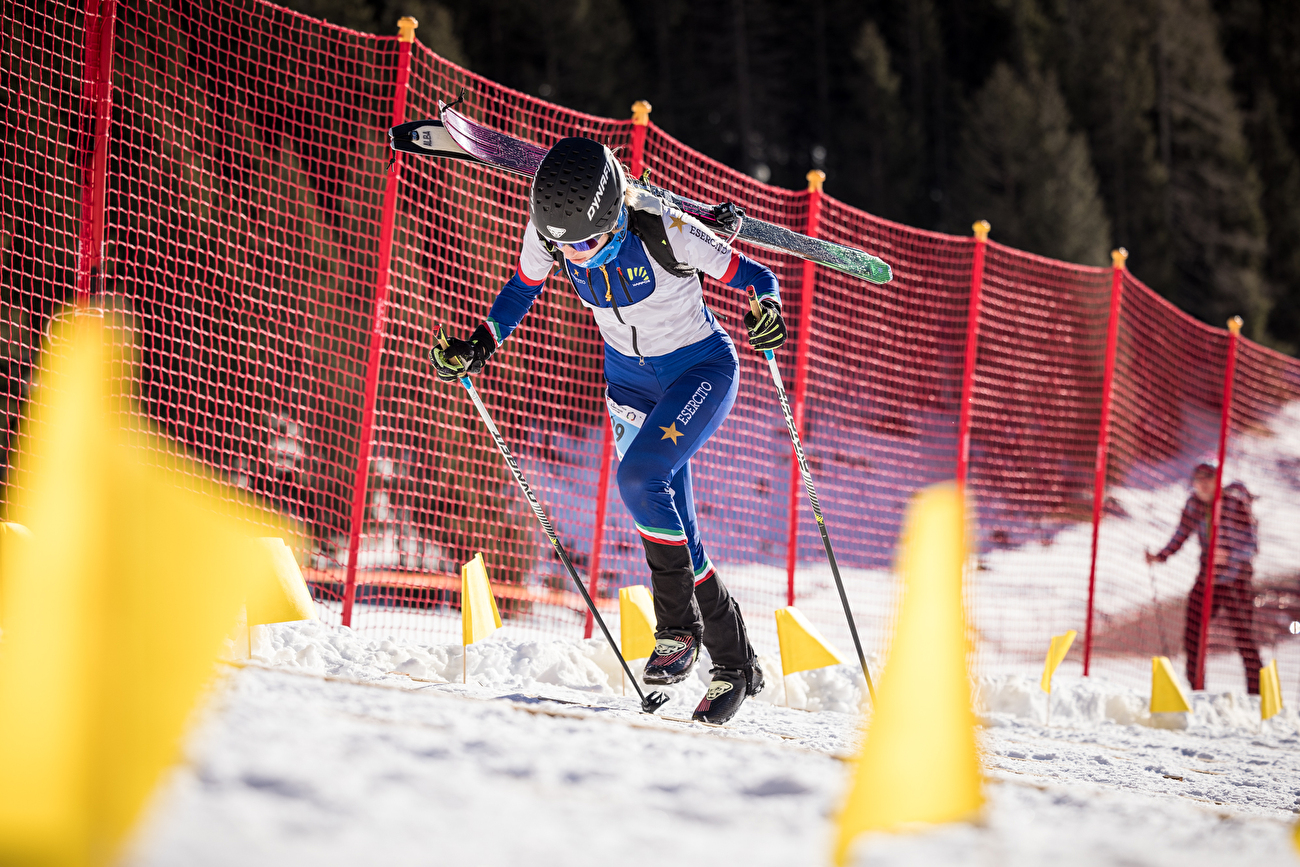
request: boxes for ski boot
[693,658,764,725]
[642,628,700,685]
[744,655,765,696]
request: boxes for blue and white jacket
[482,199,780,361]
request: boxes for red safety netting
[2,0,87,474]
[963,245,1113,675]
[4,0,1299,692]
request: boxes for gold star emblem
[668,213,687,233]
[659,422,684,444]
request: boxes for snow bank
[251,619,612,692]
[249,622,1297,735]
[248,620,873,714]
[978,672,1300,735]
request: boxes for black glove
[429,323,497,382]
[744,296,787,352]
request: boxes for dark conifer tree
[1045,0,1174,293]
[953,63,1111,265]
[1214,0,1300,350]
[1153,0,1268,337]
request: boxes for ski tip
[641,690,672,715]
[864,257,893,284]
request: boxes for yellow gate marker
[775,606,846,707]
[1150,656,1191,714]
[1260,659,1283,721]
[0,317,276,866]
[833,483,982,864]
[1040,630,1077,726]
[461,552,502,683]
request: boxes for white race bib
[605,392,644,460]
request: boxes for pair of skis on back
[394,102,887,716]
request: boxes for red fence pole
[629,100,651,177]
[956,221,990,488]
[580,101,652,638]
[1193,315,1243,690]
[584,439,612,639]
[1082,248,1127,676]
[75,0,118,304]
[783,169,825,608]
[341,17,417,628]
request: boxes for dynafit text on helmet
[394,101,890,722]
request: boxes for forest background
[285,0,1300,353]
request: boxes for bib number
[605,392,644,460]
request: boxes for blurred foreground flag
[775,606,845,676]
[1150,656,1191,714]
[834,483,982,865]
[248,537,316,627]
[619,585,657,659]
[0,521,32,628]
[1040,630,1077,693]
[462,552,502,646]
[0,316,276,866]
[1260,660,1282,721]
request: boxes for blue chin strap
[580,206,628,270]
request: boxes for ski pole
[434,329,671,715]
[1146,551,1170,657]
[747,291,877,704]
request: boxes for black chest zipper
[599,265,644,364]
[614,265,635,303]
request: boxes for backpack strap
[538,230,566,268]
[628,208,697,279]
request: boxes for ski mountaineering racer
[430,137,787,724]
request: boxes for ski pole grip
[746,287,762,319]
[433,325,470,376]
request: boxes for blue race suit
[478,197,779,667]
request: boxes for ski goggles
[558,234,609,252]
[557,206,628,252]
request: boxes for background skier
[431,137,787,723]
[1146,463,1261,693]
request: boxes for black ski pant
[641,536,753,671]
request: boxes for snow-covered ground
[122,622,1300,866]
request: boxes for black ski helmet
[530,137,627,244]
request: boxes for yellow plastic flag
[1040,630,1077,693]
[1260,659,1283,721]
[1150,656,1192,713]
[619,584,657,659]
[247,537,317,626]
[462,552,502,646]
[0,316,276,866]
[834,483,982,865]
[0,521,32,627]
[775,605,846,676]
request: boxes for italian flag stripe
[693,560,716,585]
[484,318,504,347]
[636,523,687,545]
